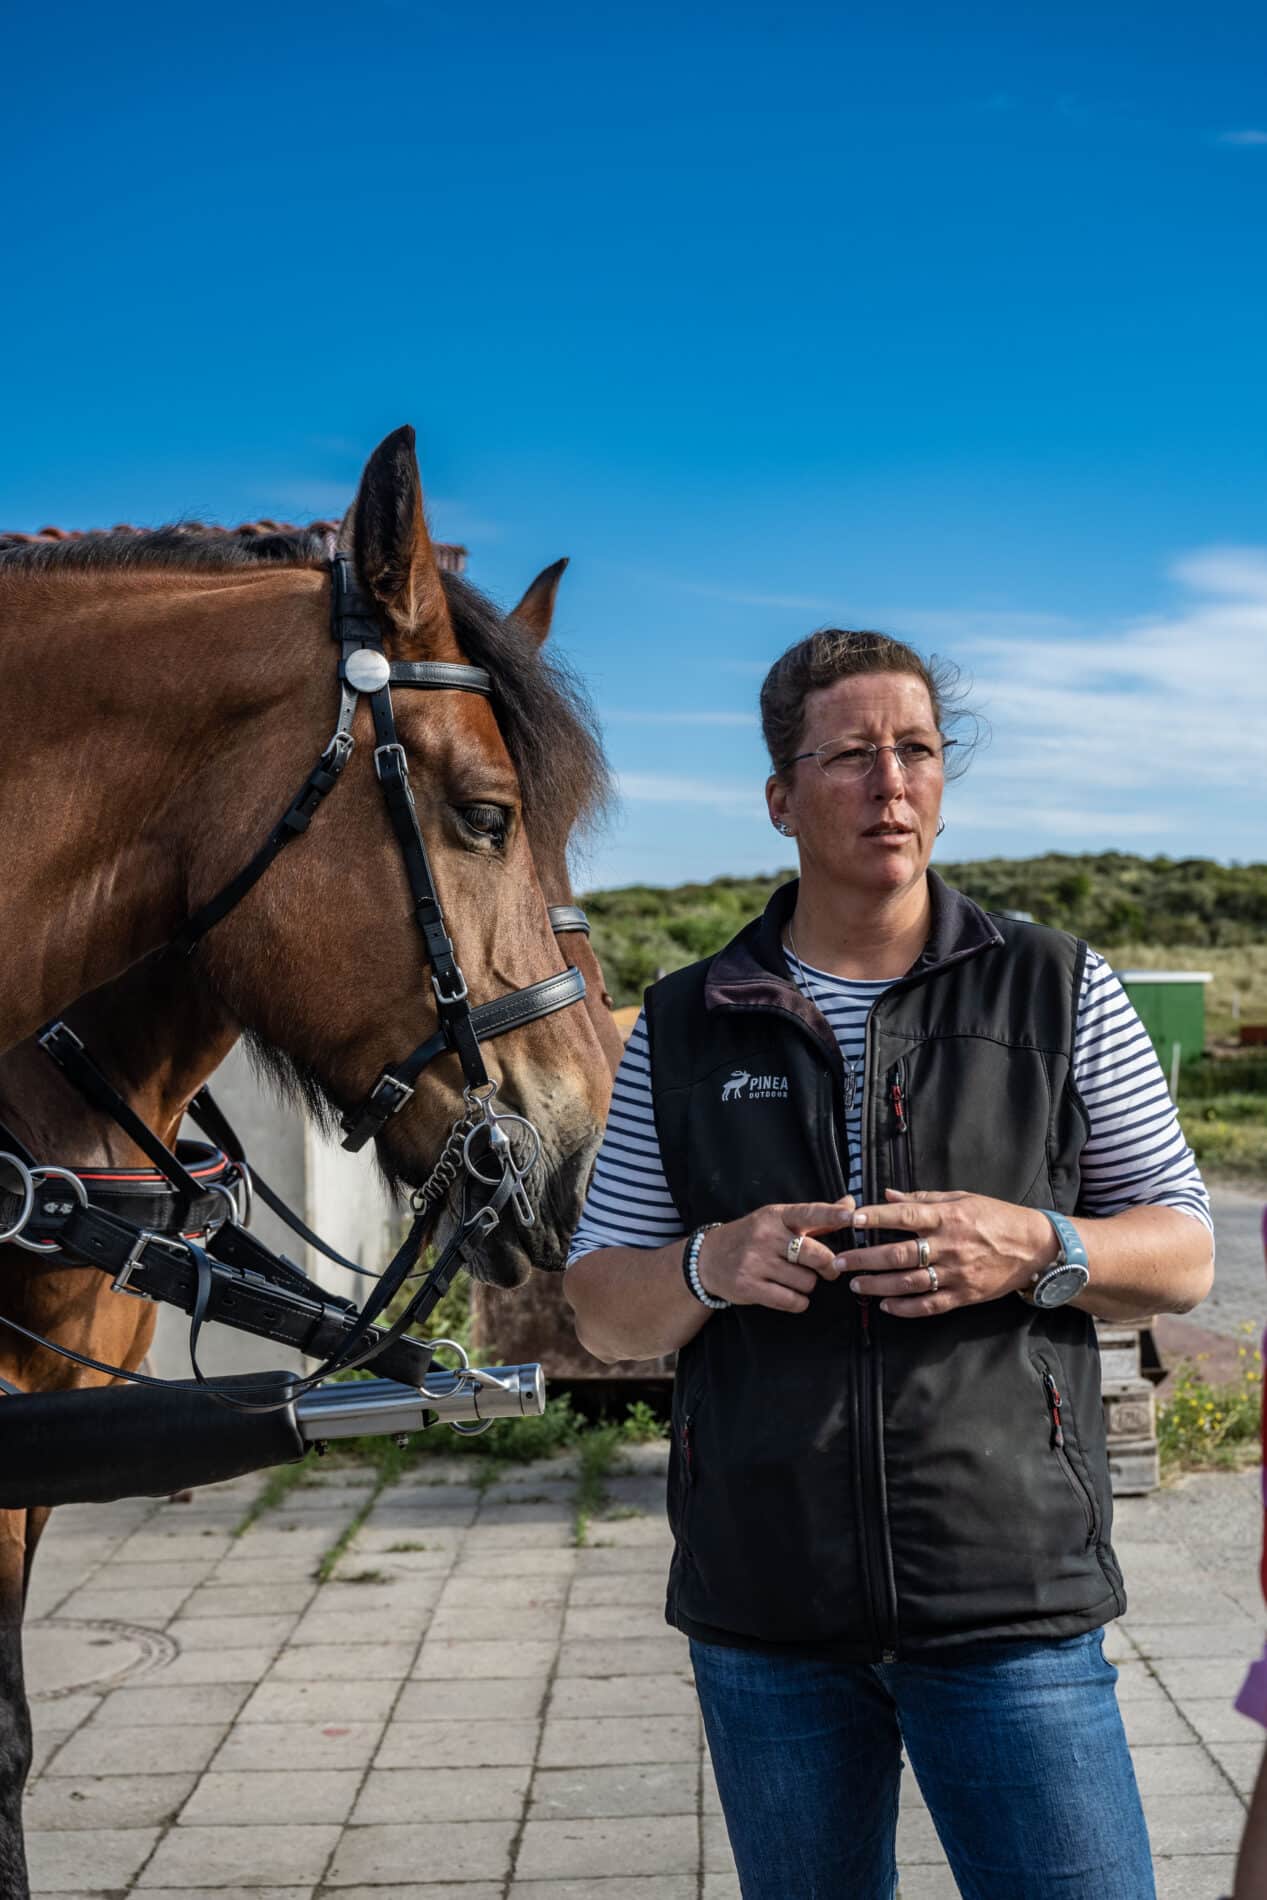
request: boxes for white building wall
[149,1043,397,1381]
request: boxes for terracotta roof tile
[0,521,467,572]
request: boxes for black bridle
[174,551,588,1158]
[0,555,599,1412]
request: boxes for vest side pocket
[1032,1351,1099,1548]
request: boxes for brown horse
[0,549,621,1897]
[0,425,612,1283]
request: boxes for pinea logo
[720,1068,789,1103]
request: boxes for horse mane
[0,521,336,571]
[0,522,611,853]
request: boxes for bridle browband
[0,556,600,1414]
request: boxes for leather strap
[37,1021,206,1216]
[186,1087,373,1278]
[340,965,586,1154]
[547,904,590,937]
[387,660,491,695]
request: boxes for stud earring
[775,821,794,837]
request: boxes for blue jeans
[691,1629,1154,1900]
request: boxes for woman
[565,628,1214,1900]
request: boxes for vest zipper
[1040,1365,1096,1544]
[888,1061,912,1194]
[858,1011,900,1657]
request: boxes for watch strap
[1037,1210,1089,1272]
[1019,1210,1090,1304]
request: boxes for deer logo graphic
[721,1069,751,1102]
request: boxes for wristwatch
[1022,1211,1090,1309]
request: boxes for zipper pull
[1042,1371,1065,1449]
[890,1080,907,1133]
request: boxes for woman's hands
[697,1198,857,1313]
[836,1188,1059,1317]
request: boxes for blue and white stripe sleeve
[1073,951,1213,1234]
[566,1011,685,1262]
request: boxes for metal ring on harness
[0,1155,35,1245]
[13,1167,89,1253]
[202,1182,241,1234]
[418,1337,497,1437]
[228,1160,254,1229]
[461,1112,543,1187]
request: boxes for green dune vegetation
[581,853,1267,1184]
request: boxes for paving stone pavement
[19,1444,1263,1897]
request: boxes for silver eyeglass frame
[786,737,958,780]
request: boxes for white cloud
[602,709,757,728]
[1218,129,1267,146]
[953,547,1267,825]
[599,544,1267,881]
[617,771,765,819]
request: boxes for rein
[0,551,597,1415]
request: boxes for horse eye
[459,804,509,845]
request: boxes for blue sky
[5,1,1265,887]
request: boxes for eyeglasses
[788,738,957,781]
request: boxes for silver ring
[785,1233,806,1265]
[926,1264,938,1293]
[0,1154,35,1245]
[14,1166,89,1253]
[917,1239,931,1270]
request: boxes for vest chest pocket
[1032,1351,1099,1547]
[887,1060,914,1193]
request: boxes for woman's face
[766,670,945,901]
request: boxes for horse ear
[509,558,569,646]
[340,425,454,653]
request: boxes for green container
[1114,969,1212,1094]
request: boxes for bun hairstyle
[759,628,980,777]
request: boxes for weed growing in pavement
[1158,1333,1262,1474]
[230,1457,312,1537]
[573,1424,624,1548]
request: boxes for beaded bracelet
[681,1223,728,1310]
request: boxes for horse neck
[0,956,239,1169]
[0,564,326,1051]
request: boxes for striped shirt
[568,946,1212,1260]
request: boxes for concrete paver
[137,1821,340,1887]
[351,1764,531,1824]
[179,1767,362,1825]
[18,1441,1265,1897]
[323,1818,518,1885]
[515,1813,698,1880]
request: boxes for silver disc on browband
[344,649,392,693]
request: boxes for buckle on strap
[340,1070,416,1152]
[374,742,408,784]
[112,1230,159,1299]
[432,966,470,1007]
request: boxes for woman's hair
[759,628,980,777]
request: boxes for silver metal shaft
[295,1364,545,1441]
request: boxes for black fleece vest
[646,875,1125,1658]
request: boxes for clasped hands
[695,1190,1061,1318]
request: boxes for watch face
[1034,1263,1091,1309]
